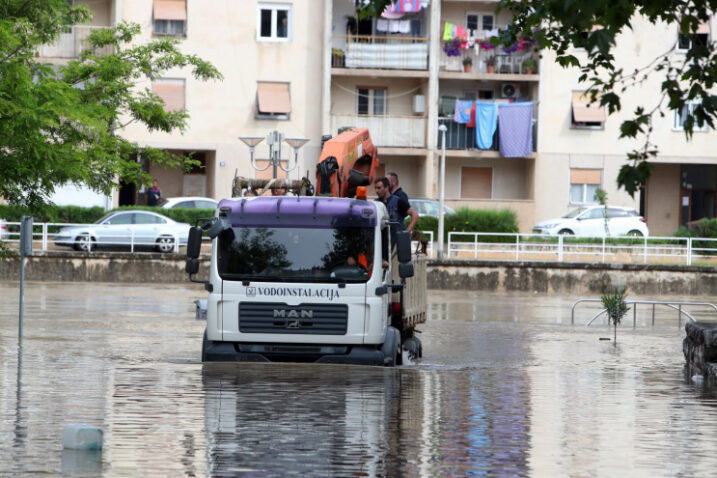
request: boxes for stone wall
[3,253,717,296]
[428,260,717,296]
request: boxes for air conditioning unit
[413,95,426,114]
[500,83,520,99]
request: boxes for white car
[160,197,218,210]
[532,206,649,237]
[53,210,190,253]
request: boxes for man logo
[286,319,301,329]
[246,287,256,297]
[273,309,313,319]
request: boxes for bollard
[62,424,103,450]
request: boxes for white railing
[1,222,189,254]
[333,34,429,70]
[38,25,113,59]
[444,232,717,266]
[331,114,426,148]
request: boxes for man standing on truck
[374,177,418,236]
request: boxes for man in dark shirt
[146,179,161,206]
[387,172,411,227]
[374,177,418,234]
[387,172,408,204]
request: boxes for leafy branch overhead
[0,0,222,209]
[359,0,716,196]
[495,0,716,196]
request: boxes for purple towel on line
[498,102,533,157]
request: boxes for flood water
[1,282,717,477]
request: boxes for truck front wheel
[381,326,401,367]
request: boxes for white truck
[185,195,426,366]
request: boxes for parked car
[532,206,649,237]
[409,198,457,218]
[160,197,218,210]
[53,210,190,253]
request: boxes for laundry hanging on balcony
[453,100,473,124]
[383,0,429,17]
[497,102,533,157]
[475,102,498,150]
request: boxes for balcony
[437,117,536,154]
[331,114,426,149]
[440,48,538,80]
[37,25,113,59]
[332,35,429,72]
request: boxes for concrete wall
[5,254,717,298]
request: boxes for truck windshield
[218,226,375,283]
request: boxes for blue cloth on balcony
[498,102,533,157]
[454,100,472,124]
[475,102,497,150]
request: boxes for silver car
[54,210,190,253]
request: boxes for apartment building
[38,1,717,235]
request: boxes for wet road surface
[1,282,717,477]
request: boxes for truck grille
[239,302,349,335]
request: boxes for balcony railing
[332,34,428,70]
[440,48,537,75]
[437,117,536,153]
[38,25,113,59]
[331,114,426,148]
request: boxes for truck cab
[186,195,414,366]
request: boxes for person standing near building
[387,171,412,228]
[146,179,161,206]
[374,177,418,234]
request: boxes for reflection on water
[1,282,717,477]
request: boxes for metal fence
[1,222,435,258]
[1,222,185,253]
[444,232,717,266]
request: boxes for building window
[356,87,387,115]
[153,0,186,36]
[460,167,492,199]
[256,81,291,120]
[466,13,494,31]
[570,169,601,204]
[677,19,710,51]
[257,3,291,41]
[674,101,709,132]
[151,78,185,112]
[571,90,606,129]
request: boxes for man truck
[184,127,426,366]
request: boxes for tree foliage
[495,0,716,196]
[0,0,222,209]
[363,0,716,196]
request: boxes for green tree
[495,0,717,197]
[0,0,222,209]
[361,1,715,196]
[594,188,609,236]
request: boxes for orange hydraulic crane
[315,128,381,198]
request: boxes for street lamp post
[438,124,447,259]
[239,131,309,179]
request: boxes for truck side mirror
[398,263,414,279]
[187,227,203,259]
[395,231,412,264]
[186,258,199,275]
[207,217,231,239]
